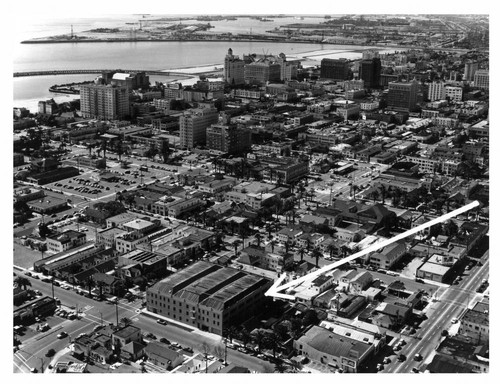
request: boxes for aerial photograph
[12,5,490,376]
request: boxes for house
[121,341,146,361]
[93,272,124,297]
[372,302,411,330]
[144,341,184,370]
[112,324,142,349]
[349,271,373,295]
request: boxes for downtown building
[146,261,272,335]
[224,48,246,85]
[206,123,252,155]
[474,70,489,89]
[358,58,381,88]
[386,80,419,112]
[80,83,130,120]
[320,58,351,81]
[179,107,219,149]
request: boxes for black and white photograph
[9,1,492,377]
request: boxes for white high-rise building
[427,81,445,102]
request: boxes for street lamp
[99,311,103,326]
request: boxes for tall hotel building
[179,107,219,149]
[320,58,350,81]
[80,84,130,120]
[224,48,245,85]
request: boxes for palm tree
[311,248,322,268]
[265,331,282,359]
[254,232,262,247]
[96,280,106,299]
[297,246,306,262]
[380,184,387,205]
[86,276,94,297]
[269,239,277,253]
[233,239,242,257]
[370,189,380,204]
[14,276,31,290]
[327,243,337,259]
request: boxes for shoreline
[20,38,471,55]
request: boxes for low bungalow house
[121,341,145,361]
[144,341,184,370]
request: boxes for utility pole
[51,277,55,299]
[115,298,119,326]
[99,311,103,326]
[39,357,45,373]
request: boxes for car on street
[57,331,68,339]
[159,337,170,344]
[157,319,167,325]
[397,354,407,362]
[414,353,423,361]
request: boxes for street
[13,273,273,373]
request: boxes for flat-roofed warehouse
[146,261,272,335]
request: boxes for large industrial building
[146,261,272,335]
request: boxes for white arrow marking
[266,200,480,299]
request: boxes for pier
[13,69,195,78]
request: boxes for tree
[225,325,239,344]
[233,239,242,257]
[252,329,267,352]
[370,189,380,204]
[239,327,252,348]
[269,239,277,253]
[311,248,322,268]
[289,359,303,372]
[160,140,171,164]
[199,342,212,373]
[297,246,306,262]
[302,309,319,327]
[327,243,337,259]
[86,276,94,297]
[120,317,132,326]
[96,280,106,299]
[443,219,458,237]
[14,276,31,290]
[213,344,225,363]
[254,232,262,247]
[265,332,282,358]
[274,359,286,373]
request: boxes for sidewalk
[141,309,222,342]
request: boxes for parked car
[414,353,423,361]
[156,319,167,325]
[397,354,406,362]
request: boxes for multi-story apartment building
[427,81,445,101]
[179,107,219,149]
[458,301,489,345]
[445,85,463,102]
[473,70,489,89]
[146,261,272,335]
[206,124,251,155]
[80,84,130,120]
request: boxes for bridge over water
[13,69,198,78]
